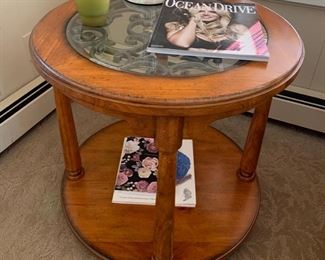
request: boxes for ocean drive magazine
[112,137,196,207]
[147,0,269,61]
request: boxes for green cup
[75,0,110,27]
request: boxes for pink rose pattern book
[112,137,196,207]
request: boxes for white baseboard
[269,97,325,133]
[0,76,55,153]
[0,78,323,153]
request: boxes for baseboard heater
[276,90,325,110]
[0,77,324,153]
[0,77,55,153]
[269,90,325,133]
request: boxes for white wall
[256,0,325,94]
[0,0,65,101]
[1,0,324,100]
[0,0,324,145]
[284,0,325,7]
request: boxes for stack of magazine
[112,137,196,207]
[147,0,269,61]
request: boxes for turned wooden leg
[53,87,84,180]
[238,99,272,181]
[152,117,184,260]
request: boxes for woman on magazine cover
[164,3,251,52]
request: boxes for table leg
[152,117,184,260]
[53,88,84,180]
[238,99,272,181]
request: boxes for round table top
[30,0,304,117]
[64,0,245,77]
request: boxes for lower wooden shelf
[62,121,260,259]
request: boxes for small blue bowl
[176,151,191,181]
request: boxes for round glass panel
[66,0,246,77]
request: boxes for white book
[112,137,196,207]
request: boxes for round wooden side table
[30,0,304,259]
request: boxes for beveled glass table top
[66,0,245,77]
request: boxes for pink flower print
[124,140,140,154]
[122,168,133,177]
[131,153,141,162]
[144,137,154,143]
[136,180,149,192]
[116,172,128,186]
[138,167,152,178]
[147,182,157,193]
[142,157,159,171]
[146,142,158,153]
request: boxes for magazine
[147,0,269,61]
[112,137,196,207]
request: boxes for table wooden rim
[61,121,261,260]
[29,1,304,259]
[30,0,304,115]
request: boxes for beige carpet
[0,103,324,260]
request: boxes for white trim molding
[270,97,325,133]
[283,0,325,7]
[0,76,55,153]
[0,77,324,154]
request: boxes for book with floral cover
[147,0,269,61]
[112,137,196,207]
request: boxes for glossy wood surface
[30,0,304,117]
[63,121,260,260]
[30,1,304,258]
[54,88,84,180]
[153,117,184,259]
[238,98,272,181]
